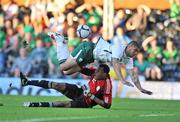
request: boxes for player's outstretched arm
[112,58,134,87]
[127,68,153,95]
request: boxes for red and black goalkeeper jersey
[84,76,112,107]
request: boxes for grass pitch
[0,95,180,122]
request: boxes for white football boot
[23,102,31,107]
[47,32,67,45]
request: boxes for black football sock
[27,80,52,89]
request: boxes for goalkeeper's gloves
[83,84,95,100]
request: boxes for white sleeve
[111,45,123,60]
[126,58,134,69]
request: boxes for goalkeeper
[22,64,112,109]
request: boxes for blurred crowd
[0,0,179,81]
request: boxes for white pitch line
[0,115,119,122]
[139,113,175,117]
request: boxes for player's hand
[121,80,134,87]
[83,84,90,96]
[140,89,153,95]
[82,84,95,100]
[83,89,89,96]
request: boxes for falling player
[47,30,152,95]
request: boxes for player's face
[94,68,107,80]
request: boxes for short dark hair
[99,64,110,74]
[128,41,141,51]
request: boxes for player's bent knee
[63,69,78,75]
[60,57,78,71]
[63,71,71,75]
[63,65,82,75]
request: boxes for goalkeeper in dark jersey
[22,64,112,109]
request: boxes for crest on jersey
[96,86,100,91]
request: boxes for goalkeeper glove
[83,84,95,100]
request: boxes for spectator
[47,11,65,32]
[78,15,86,25]
[12,15,20,30]
[126,4,151,32]
[0,51,6,76]
[47,41,62,78]
[24,14,33,32]
[0,28,6,50]
[0,10,5,28]
[162,39,179,64]
[46,0,59,13]
[2,0,18,20]
[169,0,180,19]
[161,39,179,81]
[142,36,162,66]
[22,32,36,51]
[66,11,78,27]
[67,27,80,52]
[142,36,162,80]
[114,9,126,28]
[11,48,32,77]
[4,27,19,56]
[4,19,12,29]
[111,27,132,46]
[17,23,25,47]
[75,3,102,27]
[30,38,48,77]
[134,51,150,79]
